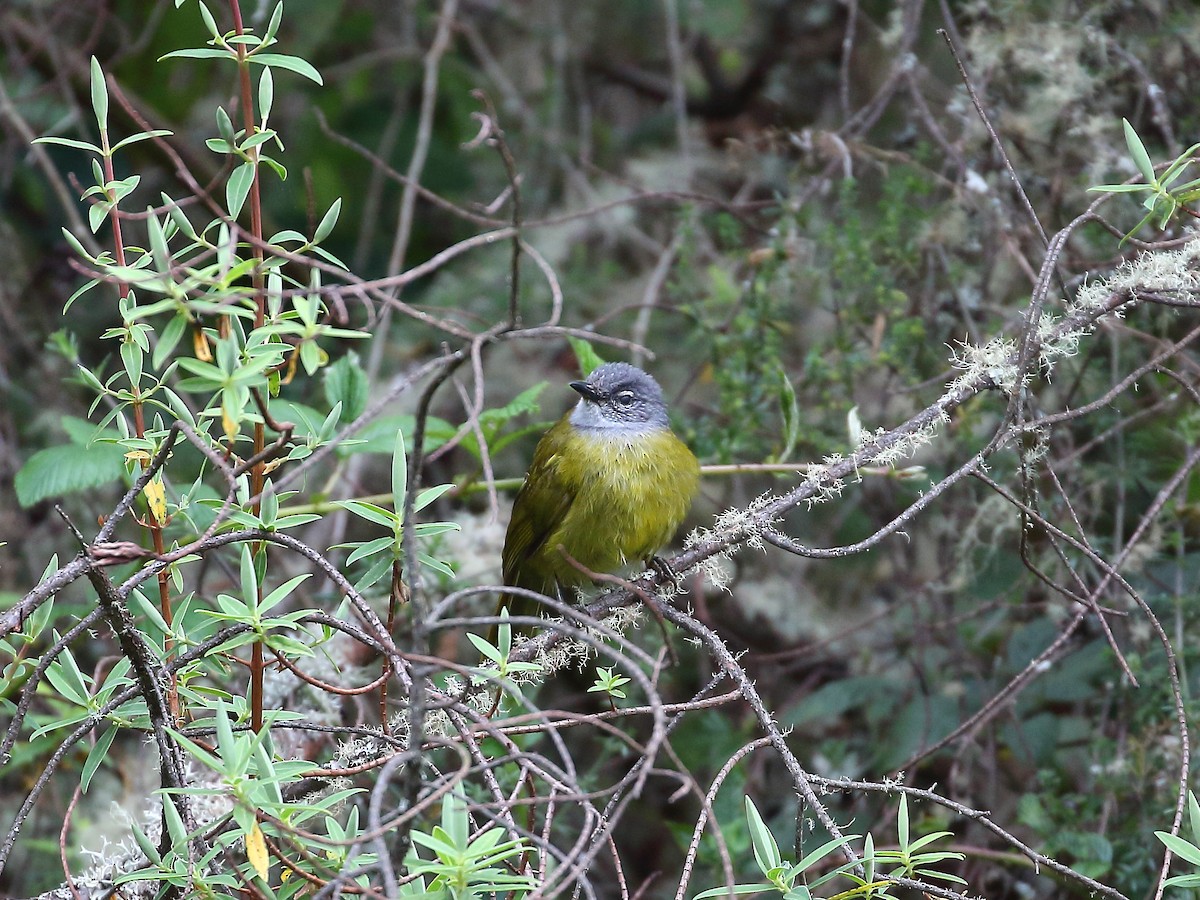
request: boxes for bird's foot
[648,555,682,594]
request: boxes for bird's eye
[614,390,636,407]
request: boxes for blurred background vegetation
[4,0,1200,897]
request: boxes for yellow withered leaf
[143,476,167,524]
[193,327,213,362]
[246,821,269,880]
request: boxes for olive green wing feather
[501,423,577,592]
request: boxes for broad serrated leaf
[566,336,605,375]
[15,443,126,506]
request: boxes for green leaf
[466,631,504,665]
[147,210,171,275]
[154,312,190,370]
[130,817,163,865]
[197,1,222,39]
[216,105,236,146]
[567,336,605,376]
[129,588,172,637]
[259,573,311,614]
[1122,118,1156,184]
[89,199,112,234]
[1188,791,1200,844]
[247,53,323,84]
[745,797,781,875]
[345,534,395,566]
[337,500,397,530]
[1087,183,1149,194]
[111,130,174,153]
[258,67,274,124]
[15,442,126,506]
[693,883,777,899]
[159,48,235,62]
[323,352,368,421]
[81,724,119,792]
[1158,831,1200,867]
[32,136,103,154]
[314,197,341,243]
[89,57,109,136]
[1158,144,1200,187]
[392,429,407,517]
[227,162,256,220]
[46,650,91,706]
[263,2,284,43]
[354,555,392,592]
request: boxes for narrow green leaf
[130,817,163,864]
[1087,183,1149,193]
[413,483,454,512]
[121,339,143,388]
[129,587,172,636]
[33,136,103,154]
[345,534,394,565]
[239,130,276,152]
[159,48,234,62]
[337,499,397,530]
[227,162,256,220]
[89,200,112,234]
[216,105,236,145]
[147,210,171,274]
[693,884,777,899]
[45,652,91,706]
[392,428,407,518]
[1123,118,1156,184]
[258,67,274,123]
[1159,145,1200,188]
[466,631,504,665]
[213,701,237,762]
[248,53,323,84]
[89,57,109,135]
[313,197,341,244]
[198,1,222,39]
[110,130,174,153]
[240,545,258,612]
[162,794,188,848]
[745,797,782,874]
[263,2,284,43]
[1159,831,1200,867]
[81,724,119,792]
[258,573,311,613]
[154,313,189,370]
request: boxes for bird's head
[568,362,670,432]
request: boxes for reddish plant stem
[229,0,268,733]
[102,123,179,720]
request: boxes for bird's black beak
[569,380,603,402]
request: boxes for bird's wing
[501,423,578,589]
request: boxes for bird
[498,361,700,633]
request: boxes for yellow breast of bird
[536,427,699,586]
